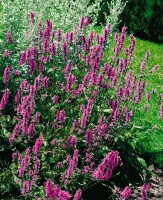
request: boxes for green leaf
[137,157,147,169]
[103,109,112,113]
[47,68,54,73]
[50,106,56,116]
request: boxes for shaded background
[95,0,163,44]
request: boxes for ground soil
[131,166,163,199]
[83,165,163,200]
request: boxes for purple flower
[21,180,32,195]
[29,59,37,74]
[58,190,71,200]
[63,62,72,75]
[150,65,159,73]
[52,95,59,104]
[62,42,68,60]
[30,12,35,25]
[32,137,43,155]
[43,76,49,90]
[18,149,31,178]
[86,129,94,143]
[34,73,43,90]
[30,12,35,20]
[141,62,146,76]
[27,124,35,137]
[57,29,62,42]
[56,109,66,123]
[14,70,21,76]
[6,32,14,43]
[145,50,150,61]
[50,43,56,55]
[3,66,12,84]
[68,135,77,147]
[4,50,12,57]
[79,17,85,28]
[65,73,76,92]
[29,170,33,177]
[33,159,40,174]
[73,120,79,131]
[146,92,151,102]
[73,189,82,200]
[93,150,119,181]
[73,149,79,164]
[46,179,54,198]
[121,186,132,199]
[32,112,41,125]
[125,112,134,123]
[89,31,94,43]
[0,89,10,111]
[19,52,26,65]
[141,183,152,200]
[12,152,18,160]
[83,166,91,174]
[57,162,63,168]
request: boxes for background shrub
[97,0,163,44]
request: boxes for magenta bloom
[56,109,66,123]
[121,186,132,199]
[86,129,94,143]
[57,162,63,169]
[4,50,12,57]
[3,66,12,84]
[57,29,62,42]
[46,179,60,200]
[93,150,119,181]
[68,135,77,147]
[30,12,35,19]
[6,32,14,43]
[141,183,152,200]
[52,95,59,104]
[62,42,68,59]
[50,43,56,55]
[32,112,41,125]
[58,190,71,200]
[14,70,21,76]
[43,76,49,90]
[150,65,159,73]
[19,52,26,65]
[0,89,10,111]
[12,152,18,160]
[32,137,43,155]
[73,189,82,200]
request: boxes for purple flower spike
[141,183,152,200]
[121,186,132,199]
[6,32,14,43]
[73,189,82,200]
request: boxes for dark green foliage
[96,0,163,43]
[119,0,163,44]
[134,122,163,169]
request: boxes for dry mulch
[131,166,163,199]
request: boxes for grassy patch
[95,25,163,129]
[94,25,163,167]
[129,37,163,129]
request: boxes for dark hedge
[95,0,163,44]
